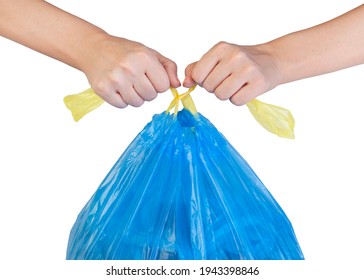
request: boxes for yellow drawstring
[64,86,295,139]
[166,85,197,116]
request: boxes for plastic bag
[66,88,303,260]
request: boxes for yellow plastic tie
[63,88,104,122]
[166,85,197,116]
[64,86,198,121]
[246,99,295,139]
[63,85,294,139]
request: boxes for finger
[145,58,170,93]
[117,84,145,107]
[191,52,220,86]
[229,83,263,106]
[183,62,197,88]
[93,81,128,108]
[201,60,233,93]
[108,92,128,108]
[158,54,181,88]
[101,92,128,108]
[214,72,247,100]
[132,75,158,101]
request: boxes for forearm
[262,4,364,85]
[0,0,107,71]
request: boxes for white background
[1,0,363,279]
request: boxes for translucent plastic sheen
[63,88,104,122]
[66,109,304,260]
[246,99,295,139]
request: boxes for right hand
[83,34,181,108]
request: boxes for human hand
[82,34,181,108]
[183,41,280,105]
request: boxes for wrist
[249,42,285,91]
[71,29,110,73]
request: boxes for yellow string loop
[166,85,197,116]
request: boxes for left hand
[183,41,280,105]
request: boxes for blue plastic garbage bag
[66,109,304,260]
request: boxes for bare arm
[268,4,364,85]
[0,0,105,71]
[184,4,364,105]
[0,0,180,108]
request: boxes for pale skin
[0,0,180,108]
[184,4,364,105]
[1,2,364,108]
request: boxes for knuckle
[191,71,203,85]
[233,50,249,62]
[144,90,158,101]
[127,96,144,107]
[215,90,230,101]
[132,99,145,107]
[93,80,108,94]
[230,92,246,106]
[108,71,122,85]
[230,95,243,106]
[155,80,170,93]
[165,60,177,70]
[115,101,128,109]
[247,64,261,76]
[118,62,135,77]
[213,41,230,51]
[202,81,214,93]
[133,49,154,63]
[109,93,128,109]
[119,52,152,73]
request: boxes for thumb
[157,53,181,88]
[183,62,197,88]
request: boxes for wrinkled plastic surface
[66,109,304,260]
[63,88,104,122]
[246,99,295,139]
